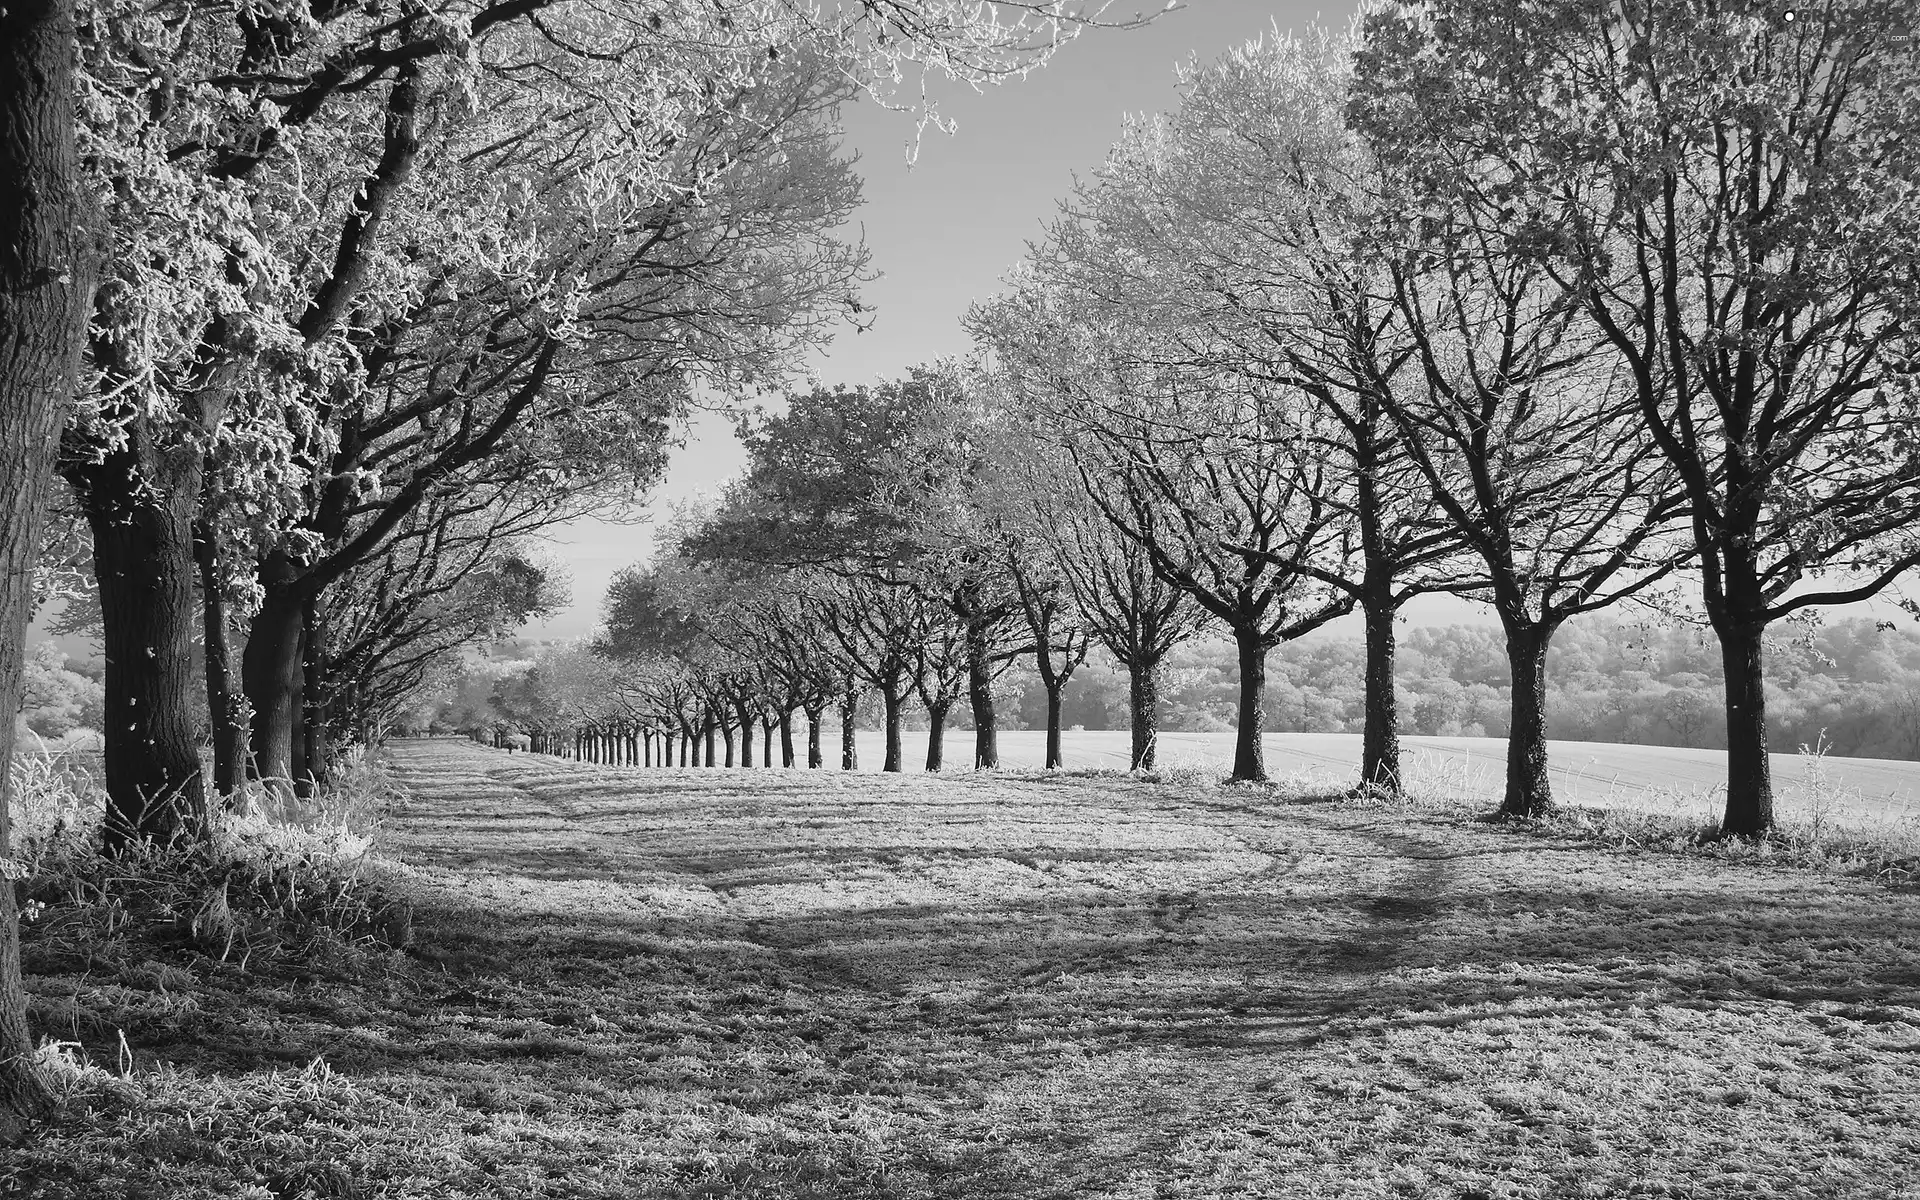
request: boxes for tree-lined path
[117,737,1904,1198]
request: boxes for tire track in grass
[362,741,1920,1200]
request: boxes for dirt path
[344,740,1920,1200]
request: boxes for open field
[835,730,1920,828]
[10,737,1919,1198]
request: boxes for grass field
[831,729,1920,828]
[8,738,1918,1198]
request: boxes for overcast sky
[528,0,1363,640]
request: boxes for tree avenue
[0,0,1158,1141]
[495,0,1918,833]
[22,0,1136,843]
[9,0,1920,1153]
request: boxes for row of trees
[416,367,1208,777]
[971,0,1920,840]
[615,371,1206,776]
[530,0,1919,845]
[0,0,1156,1145]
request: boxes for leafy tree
[693,369,1028,766]
[17,643,103,741]
[60,0,1147,839]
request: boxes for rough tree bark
[1359,583,1402,795]
[1231,628,1269,783]
[804,704,824,768]
[1716,614,1774,836]
[961,597,1000,769]
[841,686,859,770]
[734,702,754,768]
[194,518,246,800]
[297,595,327,795]
[71,453,210,847]
[1043,685,1065,770]
[0,0,97,1136]
[881,687,905,773]
[1127,658,1160,771]
[1499,621,1556,818]
[925,700,951,772]
[242,564,304,796]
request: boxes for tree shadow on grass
[102,853,1913,1078]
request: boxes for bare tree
[1053,29,1471,793]
[1354,0,1920,833]
[982,289,1352,782]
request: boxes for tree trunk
[882,687,904,773]
[966,611,999,768]
[1044,683,1065,770]
[762,719,774,768]
[1359,588,1403,795]
[841,687,859,770]
[925,700,950,772]
[780,710,796,767]
[79,471,209,846]
[804,706,823,768]
[721,720,736,768]
[193,519,246,802]
[704,722,717,767]
[1231,628,1269,783]
[1128,657,1160,771]
[242,574,305,797]
[1717,618,1775,836]
[735,702,754,768]
[290,651,309,784]
[296,595,327,796]
[1499,621,1555,818]
[1,0,95,1134]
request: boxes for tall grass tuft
[13,742,414,983]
